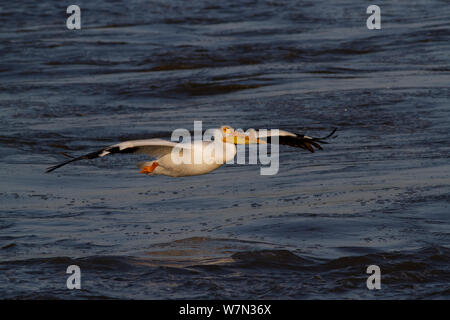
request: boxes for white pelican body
[138,140,237,177]
[46,126,335,177]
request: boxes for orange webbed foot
[140,162,159,174]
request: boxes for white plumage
[46,126,336,177]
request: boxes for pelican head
[219,125,265,145]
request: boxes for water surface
[0,0,449,299]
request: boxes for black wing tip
[45,166,58,173]
[297,127,337,152]
[45,160,72,173]
[309,128,338,144]
[45,165,61,173]
[45,148,108,174]
[307,145,315,153]
[45,152,76,172]
[325,127,338,138]
[59,152,75,159]
[313,128,337,143]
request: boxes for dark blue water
[0,0,449,299]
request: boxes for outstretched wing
[46,139,180,173]
[255,128,337,153]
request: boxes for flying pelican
[46,126,336,177]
